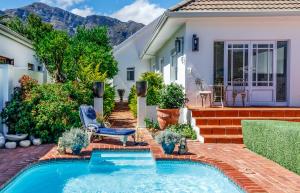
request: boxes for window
[127,67,135,81]
[213,42,224,85]
[227,44,249,86]
[276,41,288,102]
[28,63,34,71]
[0,56,14,65]
[37,66,43,72]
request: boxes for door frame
[224,40,278,106]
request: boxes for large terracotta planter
[157,108,180,130]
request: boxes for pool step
[89,151,155,168]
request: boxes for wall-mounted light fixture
[192,34,199,52]
[175,37,181,54]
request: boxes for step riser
[193,110,300,118]
[204,138,243,144]
[196,119,300,125]
[200,128,242,135]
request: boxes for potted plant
[58,128,89,155]
[117,89,125,102]
[155,130,181,154]
[157,83,186,129]
[93,82,105,98]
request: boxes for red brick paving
[108,102,136,128]
[1,129,299,192]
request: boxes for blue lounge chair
[79,105,136,146]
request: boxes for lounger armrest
[87,124,99,132]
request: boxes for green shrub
[128,86,137,117]
[159,83,186,109]
[140,72,163,106]
[242,120,300,175]
[167,124,197,140]
[144,118,160,136]
[103,84,116,116]
[1,76,93,143]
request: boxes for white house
[0,24,48,133]
[114,0,300,107]
[113,19,159,100]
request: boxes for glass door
[249,42,276,105]
[225,41,277,106]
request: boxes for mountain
[3,2,145,45]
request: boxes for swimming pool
[1,151,244,193]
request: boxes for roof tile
[171,0,300,12]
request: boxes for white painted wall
[183,16,300,106]
[154,26,186,87]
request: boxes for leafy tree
[5,14,53,42]
[67,26,118,80]
[35,30,69,82]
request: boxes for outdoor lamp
[175,38,181,53]
[192,34,199,52]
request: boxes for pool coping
[0,130,267,193]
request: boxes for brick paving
[108,102,136,128]
[0,104,299,192]
[1,130,299,192]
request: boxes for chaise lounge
[79,105,136,146]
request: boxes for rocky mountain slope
[2,2,144,45]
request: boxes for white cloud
[71,6,95,17]
[111,0,165,25]
[40,0,85,9]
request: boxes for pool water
[1,151,244,193]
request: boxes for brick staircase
[190,108,300,144]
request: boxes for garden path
[108,102,136,128]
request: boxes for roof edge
[140,12,169,59]
[0,24,33,48]
[169,0,193,12]
[113,17,160,54]
[167,10,300,17]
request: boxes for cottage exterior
[0,24,48,133]
[114,0,300,107]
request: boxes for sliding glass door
[224,41,284,106]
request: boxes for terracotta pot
[157,108,180,130]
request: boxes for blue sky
[0,0,182,24]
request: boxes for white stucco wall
[154,26,186,88]
[183,16,300,106]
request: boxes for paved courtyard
[0,104,299,192]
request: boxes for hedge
[242,120,300,175]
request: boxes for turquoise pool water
[1,151,244,193]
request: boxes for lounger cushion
[96,128,135,136]
[85,107,97,119]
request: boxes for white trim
[0,24,33,48]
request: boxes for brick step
[198,125,242,135]
[202,135,243,144]
[195,117,300,125]
[192,109,300,118]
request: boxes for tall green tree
[35,30,69,82]
[5,14,53,42]
[67,26,118,80]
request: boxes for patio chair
[79,105,136,146]
[231,78,248,107]
[195,78,212,108]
